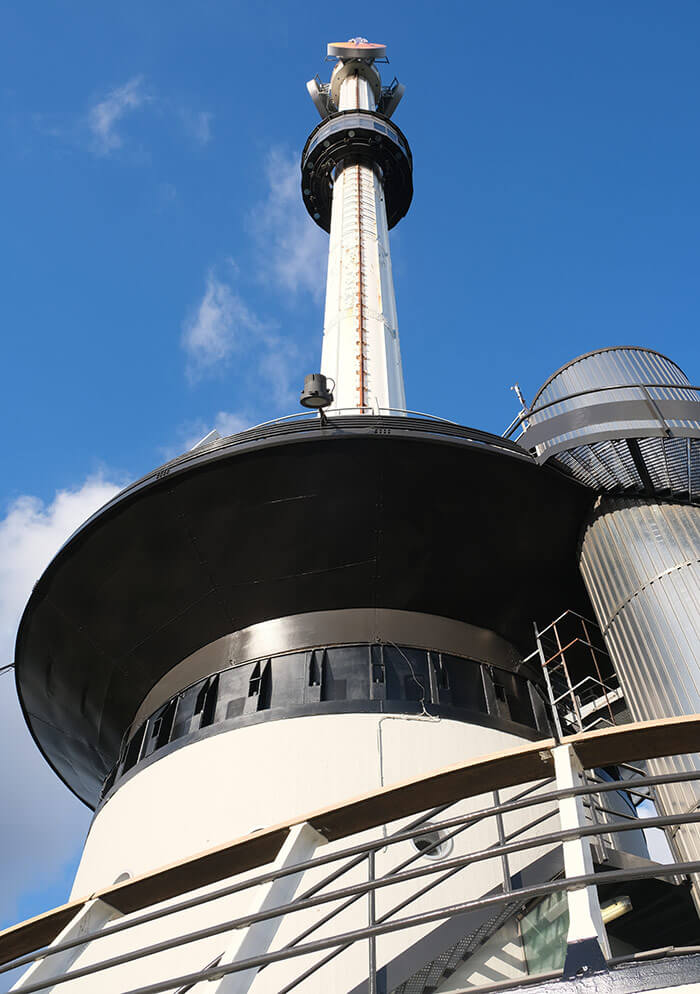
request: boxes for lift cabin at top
[5,37,700,994]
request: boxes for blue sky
[0,0,699,936]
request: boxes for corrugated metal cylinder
[579,497,700,879]
[519,347,700,500]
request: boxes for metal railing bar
[610,944,700,966]
[13,860,700,994]
[3,795,557,991]
[364,806,561,933]
[591,805,639,823]
[292,801,458,905]
[15,806,695,994]
[276,809,527,994]
[616,763,649,776]
[586,778,651,803]
[0,806,480,978]
[278,853,506,994]
[173,952,222,994]
[367,851,377,994]
[274,780,553,991]
[502,381,700,438]
[3,768,694,977]
[257,802,464,985]
[0,786,554,976]
[542,637,611,669]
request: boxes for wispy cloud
[213,410,250,436]
[180,108,213,145]
[258,337,300,410]
[0,474,122,925]
[181,269,269,381]
[31,77,212,159]
[250,147,327,301]
[182,261,300,422]
[162,410,252,460]
[88,75,150,156]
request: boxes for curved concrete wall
[72,714,529,895]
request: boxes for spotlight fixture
[300,373,334,410]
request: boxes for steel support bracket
[563,936,608,979]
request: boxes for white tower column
[317,56,406,414]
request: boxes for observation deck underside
[15,416,594,806]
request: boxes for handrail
[3,715,700,979]
[275,780,555,993]
[3,776,688,980]
[502,380,700,439]
[3,715,700,964]
[1,782,554,979]
[9,859,700,994]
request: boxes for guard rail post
[553,743,610,978]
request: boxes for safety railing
[529,610,621,738]
[3,718,700,994]
[502,380,700,443]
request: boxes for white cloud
[181,267,304,410]
[250,147,327,301]
[0,474,122,926]
[162,410,252,459]
[213,410,250,436]
[180,108,213,145]
[88,75,150,156]
[257,337,300,410]
[181,270,268,380]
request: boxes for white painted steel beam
[210,823,327,993]
[552,744,610,959]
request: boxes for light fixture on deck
[300,373,334,410]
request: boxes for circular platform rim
[14,416,592,808]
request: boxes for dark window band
[102,644,550,799]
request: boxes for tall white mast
[303,39,412,414]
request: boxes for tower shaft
[316,65,406,413]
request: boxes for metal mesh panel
[554,437,700,501]
[390,903,519,994]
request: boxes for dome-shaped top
[520,346,700,501]
[532,346,690,408]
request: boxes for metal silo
[520,347,700,880]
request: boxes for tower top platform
[327,40,386,61]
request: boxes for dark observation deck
[15,415,595,807]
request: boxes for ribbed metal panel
[520,347,700,502]
[533,347,691,406]
[579,498,700,878]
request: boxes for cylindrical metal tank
[524,346,700,893]
[580,498,700,877]
[519,346,700,500]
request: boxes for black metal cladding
[301,109,413,231]
[102,645,547,799]
[16,418,593,809]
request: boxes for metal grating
[551,436,700,503]
[516,347,700,504]
[390,903,519,994]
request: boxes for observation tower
[303,39,410,413]
[4,38,700,994]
